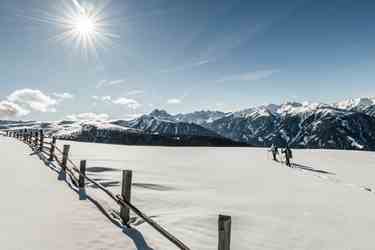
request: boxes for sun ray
[24,0,117,57]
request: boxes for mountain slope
[0,118,246,147]
[114,112,220,137]
[207,102,375,150]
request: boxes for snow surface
[3,135,375,250]
[58,140,375,250]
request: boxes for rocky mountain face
[113,111,220,137]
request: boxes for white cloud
[0,101,29,118]
[92,95,111,102]
[160,59,213,73]
[102,96,112,102]
[91,95,141,109]
[217,69,280,82]
[7,89,57,112]
[167,98,182,104]
[107,79,125,86]
[126,90,144,96]
[53,92,74,99]
[96,79,125,88]
[112,97,141,109]
[96,80,107,89]
[66,112,110,121]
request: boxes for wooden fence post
[62,145,70,171]
[34,132,39,147]
[39,130,44,150]
[120,170,132,224]
[29,132,33,144]
[49,137,56,161]
[79,160,86,188]
[218,215,231,250]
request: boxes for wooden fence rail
[3,129,232,250]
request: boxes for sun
[26,0,117,57]
[73,12,96,35]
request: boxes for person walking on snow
[283,145,293,167]
[270,144,279,161]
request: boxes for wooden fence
[3,129,232,250]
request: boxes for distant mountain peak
[334,97,375,111]
[282,101,303,107]
[149,109,175,121]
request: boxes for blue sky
[0,0,374,121]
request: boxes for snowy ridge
[118,112,220,137]
[2,96,375,149]
[205,99,375,150]
[334,97,375,111]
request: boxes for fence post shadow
[122,227,155,250]
[58,170,66,181]
[8,131,190,250]
[79,187,87,200]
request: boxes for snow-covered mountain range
[140,97,375,150]
[2,97,375,150]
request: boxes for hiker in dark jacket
[283,146,293,167]
[270,144,279,161]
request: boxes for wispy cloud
[92,95,141,109]
[108,79,125,86]
[66,112,109,121]
[197,1,303,60]
[166,91,190,105]
[53,92,74,100]
[126,90,144,96]
[96,79,125,88]
[92,95,112,102]
[216,69,280,83]
[159,58,213,73]
[167,98,182,104]
[112,97,141,109]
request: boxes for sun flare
[27,0,117,56]
[74,12,96,35]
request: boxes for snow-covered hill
[5,136,375,249]
[0,118,244,147]
[55,139,375,250]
